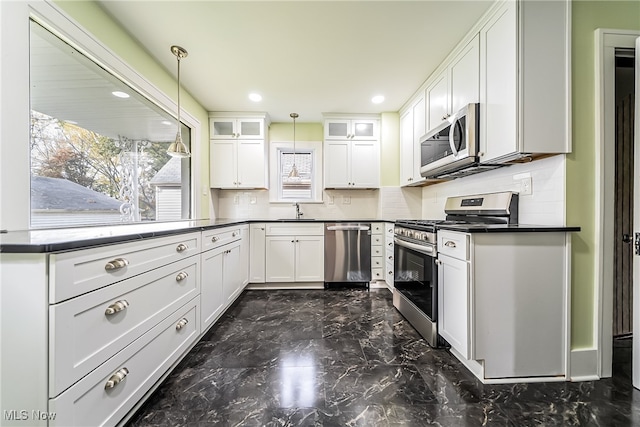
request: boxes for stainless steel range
[393,191,518,348]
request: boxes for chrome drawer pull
[176,271,189,282]
[176,318,189,330]
[211,236,219,243]
[444,241,457,248]
[232,232,238,237]
[176,243,188,253]
[105,258,129,271]
[104,367,129,390]
[105,300,129,316]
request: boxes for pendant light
[167,45,190,158]
[288,113,299,178]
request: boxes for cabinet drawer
[437,230,469,261]
[371,235,383,246]
[385,261,394,285]
[385,249,394,264]
[372,268,384,281]
[50,233,201,303]
[49,298,199,427]
[49,256,199,397]
[371,245,383,257]
[265,223,324,236]
[372,256,384,269]
[202,226,242,251]
[385,222,395,238]
[371,223,383,235]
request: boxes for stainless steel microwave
[420,103,490,179]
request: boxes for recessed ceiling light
[161,120,172,125]
[371,95,385,104]
[249,93,262,102]
[112,91,130,99]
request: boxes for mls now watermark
[4,410,57,421]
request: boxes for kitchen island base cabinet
[437,230,570,383]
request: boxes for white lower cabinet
[1,224,256,427]
[49,257,199,396]
[385,222,395,290]
[249,223,266,283]
[265,223,324,283]
[201,226,246,333]
[437,229,570,382]
[265,235,324,282]
[437,253,469,358]
[49,298,199,427]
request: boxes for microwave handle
[448,113,459,157]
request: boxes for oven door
[393,237,437,322]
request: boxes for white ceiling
[97,1,494,124]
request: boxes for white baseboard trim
[570,348,599,381]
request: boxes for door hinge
[635,233,640,255]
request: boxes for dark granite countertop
[436,223,581,233]
[0,218,394,253]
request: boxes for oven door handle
[394,237,435,256]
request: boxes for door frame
[595,29,640,379]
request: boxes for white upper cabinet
[426,34,480,131]
[479,0,570,163]
[323,115,380,189]
[426,71,449,131]
[209,113,270,189]
[210,117,265,140]
[399,95,426,186]
[324,118,378,141]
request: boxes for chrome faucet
[294,202,303,219]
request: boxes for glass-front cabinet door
[209,118,264,139]
[324,119,377,140]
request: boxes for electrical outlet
[521,177,532,195]
[233,195,240,205]
[249,196,257,205]
[343,196,351,205]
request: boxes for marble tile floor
[127,289,640,426]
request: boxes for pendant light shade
[288,113,299,178]
[167,45,190,158]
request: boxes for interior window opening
[29,20,191,228]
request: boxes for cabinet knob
[478,152,485,157]
[105,300,129,316]
[232,232,238,237]
[211,236,219,243]
[441,114,451,121]
[105,257,129,272]
[388,255,393,260]
[388,242,393,246]
[176,271,189,282]
[436,259,442,265]
[176,243,188,253]
[175,318,189,330]
[104,367,129,390]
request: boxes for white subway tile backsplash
[421,155,566,225]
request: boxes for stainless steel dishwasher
[324,223,372,287]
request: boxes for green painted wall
[54,1,211,219]
[269,122,323,142]
[568,0,640,348]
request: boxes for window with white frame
[270,142,322,203]
[278,149,314,200]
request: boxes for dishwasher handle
[326,225,370,231]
